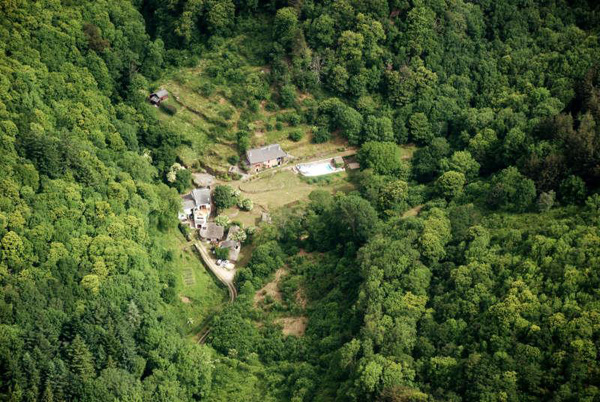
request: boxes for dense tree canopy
[2,0,600,401]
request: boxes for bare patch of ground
[180,295,191,304]
[275,316,308,337]
[254,268,287,307]
[295,288,307,309]
[402,204,424,218]
[298,93,311,102]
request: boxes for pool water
[297,162,336,177]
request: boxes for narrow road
[193,242,237,302]
[192,241,237,344]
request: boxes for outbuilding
[199,222,224,242]
[149,89,169,105]
[219,240,241,262]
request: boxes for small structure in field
[261,212,272,224]
[199,222,224,242]
[193,173,215,188]
[149,89,169,105]
[347,162,360,170]
[333,156,344,168]
[246,144,287,173]
[179,188,211,228]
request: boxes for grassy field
[222,170,354,227]
[155,77,349,173]
[152,40,352,175]
[157,229,227,338]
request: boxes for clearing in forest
[402,204,424,218]
[157,230,227,337]
[274,316,308,337]
[254,267,309,336]
[254,267,287,307]
[221,169,354,227]
[154,62,350,174]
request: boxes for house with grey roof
[149,89,169,105]
[219,240,241,262]
[179,188,212,228]
[245,144,287,172]
[199,222,224,242]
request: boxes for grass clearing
[401,144,418,159]
[274,316,308,337]
[254,267,287,308]
[218,169,355,229]
[238,170,353,210]
[152,39,353,175]
[402,204,424,218]
[158,229,227,339]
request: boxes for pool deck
[296,158,346,177]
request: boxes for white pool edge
[296,160,346,177]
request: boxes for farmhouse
[246,144,287,172]
[199,222,224,242]
[219,240,241,262]
[149,89,169,105]
[218,226,243,262]
[179,188,211,228]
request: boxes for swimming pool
[297,161,336,177]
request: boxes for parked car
[219,260,229,267]
[216,259,222,265]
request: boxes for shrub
[265,100,279,112]
[198,81,214,97]
[213,185,238,210]
[215,247,230,260]
[248,99,260,112]
[237,131,250,153]
[215,215,231,227]
[279,84,297,108]
[275,121,283,130]
[289,130,303,142]
[312,126,331,143]
[219,107,234,121]
[238,198,254,211]
[287,112,302,126]
[228,155,240,165]
[173,168,192,193]
[178,222,191,239]
[279,111,302,126]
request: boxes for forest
[1,0,600,401]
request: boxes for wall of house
[251,158,283,171]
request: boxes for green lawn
[158,229,227,339]
[222,170,354,230]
